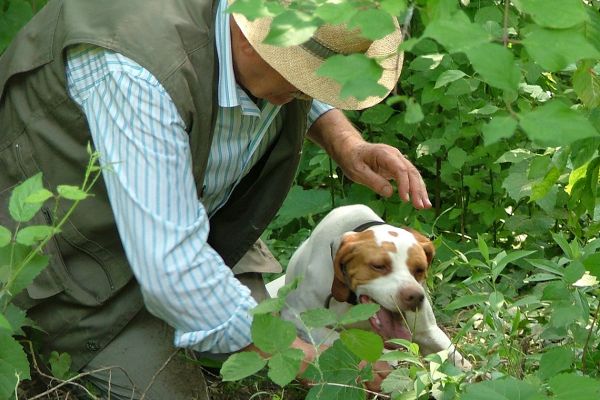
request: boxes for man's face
[230,16,310,106]
[237,49,310,105]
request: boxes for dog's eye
[370,264,388,272]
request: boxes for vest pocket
[1,133,125,307]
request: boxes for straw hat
[228,1,404,110]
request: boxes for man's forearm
[307,108,365,164]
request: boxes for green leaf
[315,2,357,25]
[3,304,31,336]
[583,253,600,279]
[530,167,561,201]
[318,54,387,101]
[381,368,413,394]
[423,11,490,53]
[477,234,490,262]
[380,0,407,17]
[251,297,285,315]
[446,294,488,310]
[573,60,600,108]
[49,351,73,380]
[483,116,518,146]
[538,347,573,380]
[220,352,267,381]
[0,0,33,53]
[56,185,88,201]
[360,104,395,125]
[303,341,364,400]
[264,10,319,47]
[465,43,520,94]
[448,147,467,169]
[226,0,272,21]
[349,8,396,40]
[492,250,536,281]
[462,377,546,400]
[519,101,599,146]
[434,70,467,89]
[267,348,304,387]
[0,315,11,334]
[0,333,31,400]
[274,186,330,228]
[404,98,424,124]
[24,188,53,204]
[470,104,499,115]
[9,173,45,223]
[489,291,505,311]
[300,308,338,328]
[517,0,588,29]
[549,373,600,400]
[252,314,296,354]
[0,244,50,297]
[0,226,11,248]
[340,329,383,362]
[564,261,585,285]
[15,225,54,246]
[523,27,600,72]
[379,350,423,367]
[338,303,380,325]
[550,304,580,328]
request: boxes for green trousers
[82,240,278,400]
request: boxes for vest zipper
[14,143,116,294]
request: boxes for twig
[24,341,136,400]
[503,0,510,47]
[309,381,391,399]
[582,301,600,373]
[139,349,180,400]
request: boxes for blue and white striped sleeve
[308,99,334,127]
[65,47,256,353]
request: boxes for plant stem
[582,299,600,373]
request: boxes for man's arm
[65,45,257,353]
[307,108,432,209]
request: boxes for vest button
[86,341,100,351]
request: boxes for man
[0,0,430,398]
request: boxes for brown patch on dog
[332,231,397,302]
[403,227,435,265]
[388,231,399,237]
[406,245,429,282]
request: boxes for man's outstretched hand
[308,109,432,209]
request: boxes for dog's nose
[400,287,425,311]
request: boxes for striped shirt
[64,0,332,353]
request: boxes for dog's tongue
[360,296,412,348]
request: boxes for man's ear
[230,15,255,56]
[404,227,435,265]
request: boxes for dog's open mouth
[359,294,412,348]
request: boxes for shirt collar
[216,0,262,115]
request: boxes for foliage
[231,0,600,399]
[0,147,101,400]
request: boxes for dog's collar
[353,220,386,232]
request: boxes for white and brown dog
[268,204,471,369]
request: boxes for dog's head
[331,225,435,313]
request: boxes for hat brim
[230,10,404,110]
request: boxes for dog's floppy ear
[331,235,352,302]
[404,227,435,265]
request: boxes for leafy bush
[226,0,600,398]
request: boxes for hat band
[300,37,339,60]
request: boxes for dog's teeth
[373,314,381,327]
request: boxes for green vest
[0,0,309,369]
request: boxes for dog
[268,204,471,369]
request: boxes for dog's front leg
[403,298,472,370]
